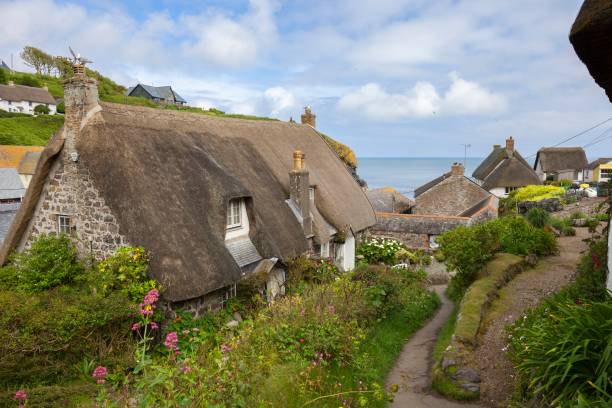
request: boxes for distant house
[0,60,9,70]
[125,84,187,106]
[0,82,57,114]
[0,63,375,311]
[366,187,413,213]
[0,168,24,244]
[369,163,498,249]
[534,147,588,182]
[414,163,498,217]
[586,158,612,182]
[472,137,541,197]
[17,151,41,188]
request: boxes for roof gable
[588,157,612,169]
[0,84,56,105]
[482,157,541,189]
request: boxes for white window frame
[309,187,315,201]
[505,186,518,194]
[219,284,237,309]
[226,199,242,229]
[57,214,71,234]
[320,241,330,258]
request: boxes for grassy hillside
[0,68,359,173]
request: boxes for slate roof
[473,144,541,189]
[0,84,56,105]
[0,60,9,70]
[588,157,612,169]
[534,147,588,172]
[2,102,376,302]
[0,145,44,168]
[0,203,20,244]
[570,0,612,102]
[17,151,41,175]
[366,187,413,213]
[0,168,24,200]
[414,172,451,198]
[126,84,187,104]
[225,237,263,268]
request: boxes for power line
[525,116,612,158]
[582,126,612,148]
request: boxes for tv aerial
[68,46,92,66]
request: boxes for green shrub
[56,101,65,114]
[0,68,7,85]
[439,217,556,301]
[525,207,550,228]
[95,246,157,302]
[34,104,50,115]
[570,211,587,220]
[0,234,84,292]
[357,237,405,265]
[14,74,42,87]
[558,179,572,188]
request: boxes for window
[7,101,11,105]
[309,187,315,201]
[601,169,612,180]
[505,186,518,194]
[219,284,237,309]
[320,241,330,258]
[57,214,71,234]
[28,101,32,107]
[226,199,242,228]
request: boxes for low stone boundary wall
[434,253,528,397]
[370,212,471,248]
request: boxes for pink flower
[139,302,155,316]
[220,343,232,354]
[181,363,191,374]
[92,366,108,385]
[143,289,160,305]
[14,390,27,401]
[299,338,305,344]
[327,304,335,315]
[300,308,305,317]
[164,332,179,351]
[150,322,159,330]
[131,323,141,332]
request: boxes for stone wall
[370,212,471,249]
[21,155,127,259]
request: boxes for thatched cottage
[472,137,541,197]
[533,147,588,182]
[0,63,375,310]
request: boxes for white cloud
[337,73,506,121]
[228,101,258,116]
[264,86,296,115]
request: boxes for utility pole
[460,143,471,166]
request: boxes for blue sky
[1,0,611,159]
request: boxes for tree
[34,104,50,115]
[53,56,73,78]
[20,46,53,75]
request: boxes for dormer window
[309,187,315,201]
[227,199,242,229]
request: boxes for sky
[1,0,611,159]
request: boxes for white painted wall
[336,232,356,271]
[19,174,32,189]
[489,187,507,198]
[266,268,286,300]
[0,99,56,115]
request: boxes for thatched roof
[534,147,588,172]
[570,0,612,102]
[17,151,41,175]
[588,157,612,169]
[473,145,540,188]
[2,103,375,302]
[0,84,56,104]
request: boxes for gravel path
[386,286,481,408]
[474,228,590,407]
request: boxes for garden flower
[164,331,179,351]
[150,322,159,330]
[181,363,192,374]
[131,322,140,331]
[14,390,27,401]
[299,338,305,344]
[139,303,155,316]
[92,366,108,385]
[143,289,160,305]
[220,343,232,354]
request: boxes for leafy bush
[357,238,405,265]
[33,104,50,115]
[0,234,84,292]
[56,101,65,114]
[510,185,565,202]
[525,207,550,228]
[95,246,158,301]
[439,217,556,300]
[0,68,7,85]
[14,74,42,88]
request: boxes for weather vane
[68,46,92,66]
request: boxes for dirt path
[474,228,590,407]
[386,286,481,408]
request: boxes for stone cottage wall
[370,212,471,249]
[22,156,127,259]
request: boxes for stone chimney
[451,162,464,176]
[506,136,515,152]
[493,144,501,149]
[301,106,316,128]
[289,150,313,236]
[63,62,99,157]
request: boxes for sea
[357,157,484,199]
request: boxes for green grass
[0,115,63,145]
